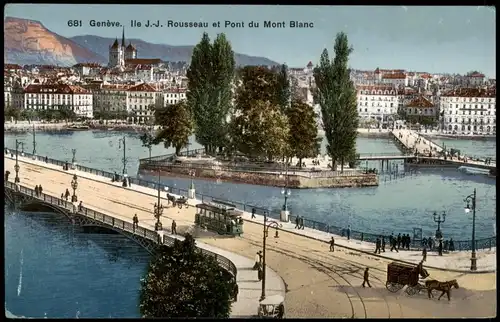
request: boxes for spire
[121,27,125,47]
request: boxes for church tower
[108,27,126,68]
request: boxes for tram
[195,202,244,236]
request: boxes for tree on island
[152,101,193,156]
[286,99,320,167]
[313,32,359,172]
[139,234,235,318]
[274,63,291,113]
[187,32,235,155]
[230,66,290,160]
[4,102,21,123]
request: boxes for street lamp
[71,149,77,165]
[261,210,282,301]
[464,189,477,271]
[154,168,164,231]
[432,211,446,241]
[279,159,291,222]
[14,139,23,183]
[32,124,37,156]
[118,136,127,175]
[71,174,78,202]
[281,188,291,211]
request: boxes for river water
[4,130,496,317]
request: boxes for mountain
[4,17,107,66]
[4,16,280,67]
[70,35,278,66]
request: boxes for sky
[5,4,497,77]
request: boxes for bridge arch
[4,189,14,206]
[19,199,73,221]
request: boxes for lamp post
[154,168,163,231]
[464,188,477,271]
[14,139,23,183]
[261,210,282,301]
[118,136,127,175]
[432,211,446,241]
[71,149,77,165]
[32,124,36,156]
[71,174,78,202]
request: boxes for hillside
[4,16,279,67]
[69,35,279,66]
[4,16,107,66]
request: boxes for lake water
[4,130,496,317]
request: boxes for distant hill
[4,16,279,67]
[69,35,279,66]
[4,16,107,66]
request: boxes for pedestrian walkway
[6,154,286,318]
[12,153,495,273]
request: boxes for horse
[425,279,459,301]
[166,193,177,207]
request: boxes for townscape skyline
[5,4,496,78]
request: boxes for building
[404,96,437,121]
[381,72,408,87]
[439,88,496,135]
[163,88,187,106]
[108,28,137,68]
[356,85,399,123]
[21,84,93,118]
[127,83,161,124]
[93,84,131,117]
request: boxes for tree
[313,32,359,172]
[286,100,319,166]
[139,234,234,318]
[230,100,289,160]
[153,101,193,155]
[235,66,280,113]
[20,108,37,123]
[275,64,291,113]
[187,32,235,154]
[4,103,21,123]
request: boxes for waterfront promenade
[4,154,496,318]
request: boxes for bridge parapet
[4,180,237,279]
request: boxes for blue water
[4,130,496,318]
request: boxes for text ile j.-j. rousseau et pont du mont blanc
[67,19,314,29]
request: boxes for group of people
[34,184,44,197]
[294,216,306,230]
[423,237,455,252]
[374,233,412,254]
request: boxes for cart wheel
[386,282,403,293]
[178,204,182,209]
[405,286,418,296]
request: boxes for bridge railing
[5,148,496,251]
[4,180,237,279]
[140,148,207,164]
[357,152,409,157]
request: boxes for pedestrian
[390,237,399,252]
[444,239,449,251]
[295,216,300,229]
[397,233,401,249]
[251,207,256,219]
[438,240,443,256]
[45,156,48,163]
[5,170,10,182]
[375,237,381,254]
[422,247,427,262]
[362,267,372,288]
[428,238,434,251]
[253,251,261,270]
[133,214,139,232]
[381,236,386,252]
[300,216,305,230]
[449,238,455,252]
[329,237,335,252]
[171,220,177,235]
[34,185,39,197]
[257,265,263,281]
[78,201,83,212]
[347,225,351,240]
[61,192,64,200]
[64,188,70,200]
[406,234,411,250]
[232,282,239,302]
[39,185,43,195]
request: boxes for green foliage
[139,234,234,318]
[313,32,359,172]
[230,99,289,160]
[235,66,280,113]
[187,32,235,153]
[4,103,21,121]
[406,115,437,126]
[286,100,319,164]
[94,109,128,120]
[153,101,193,155]
[275,64,291,113]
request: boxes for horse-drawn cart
[386,262,429,296]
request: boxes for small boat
[67,125,90,131]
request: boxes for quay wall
[139,163,379,189]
